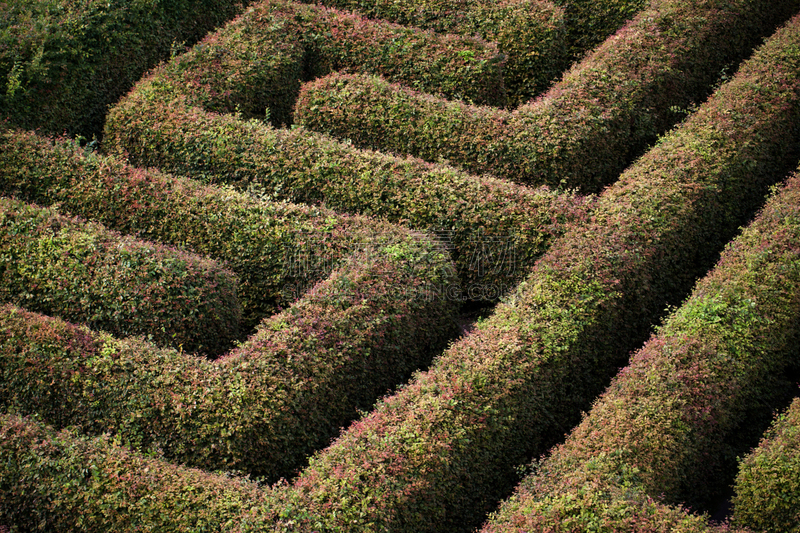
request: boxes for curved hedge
[297,0,568,105]
[296,0,654,105]
[0,217,458,482]
[732,396,800,533]
[104,32,591,298]
[480,170,800,532]
[0,0,248,138]
[293,0,800,192]
[0,414,275,532]
[247,13,800,533]
[169,0,505,122]
[0,127,461,329]
[0,197,241,356]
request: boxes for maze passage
[481,167,800,532]
[253,12,800,533]
[0,197,241,356]
[294,0,800,191]
[105,0,593,296]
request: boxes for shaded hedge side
[0,414,275,532]
[732,396,800,533]
[0,197,241,356]
[556,0,645,62]
[241,13,800,533]
[481,170,800,532]
[294,0,800,192]
[0,0,248,138]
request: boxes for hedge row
[732,396,800,533]
[160,0,506,124]
[248,13,800,533]
[0,197,241,356]
[295,0,653,105]
[0,216,458,483]
[105,53,591,298]
[293,0,800,192]
[297,0,568,105]
[0,413,276,532]
[480,170,800,532]
[0,0,249,138]
[0,127,458,330]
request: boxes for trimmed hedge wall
[0,217,458,482]
[296,0,654,105]
[305,1,505,107]
[163,0,506,122]
[0,414,275,532]
[0,127,458,330]
[0,0,248,138]
[293,0,800,192]
[0,197,241,356]
[248,13,800,533]
[732,396,800,533]
[104,42,591,298]
[480,170,800,532]
[297,0,568,105]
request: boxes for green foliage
[263,12,800,532]
[294,0,654,104]
[296,0,568,104]
[0,128,455,330]
[483,168,800,532]
[0,218,459,482]
[0,0,248,138]
[733,397,800,532]
[103,16,590,296]
[0,197,241,356]
[5,0,800,529]
[294,0,800,192]
[0,150,461,482]
[0,414,275,532]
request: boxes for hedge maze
[2,0,800,531]
[294,0,799,191]
[481,167,800,532]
